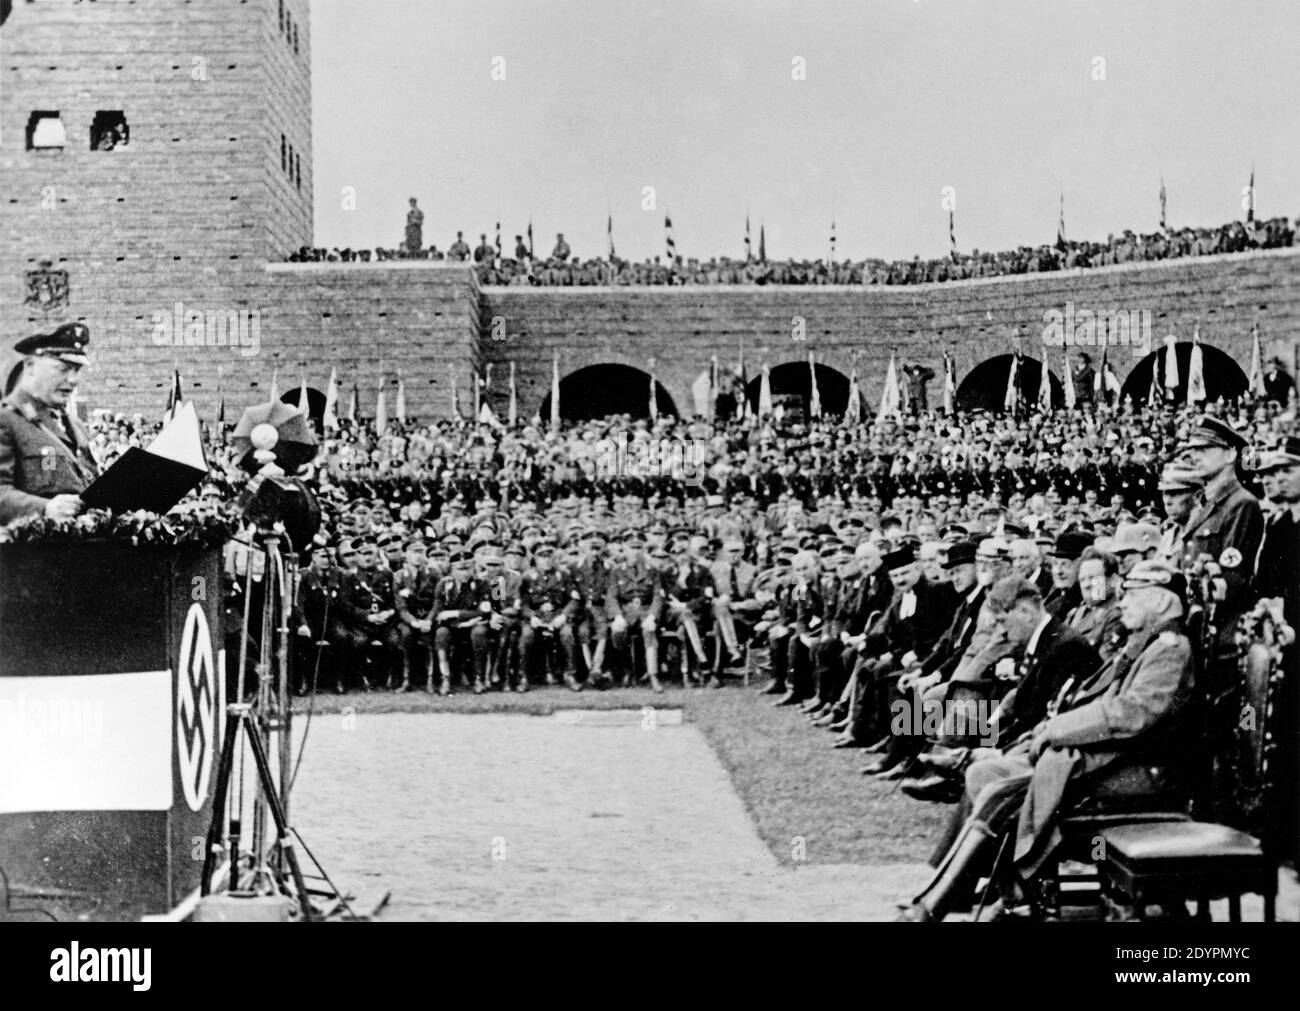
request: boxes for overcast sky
[311,0,1300,263]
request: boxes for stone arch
[538,363,678,422]
[1119,342,1249,404]
[279,385,326,423]
[742,359,851,418]
[956,354,1062,412]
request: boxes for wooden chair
[1093,601,1290,921]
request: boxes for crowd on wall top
[285,213,1297,287]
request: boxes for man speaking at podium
[0,323,98,524]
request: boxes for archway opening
[538,363,678,422]
[743,362,850,420]
[1119,343,1249,404]
[280,385,327,425]
[956,354,1062,413]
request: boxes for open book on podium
[80,401,210,515]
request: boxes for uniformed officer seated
[519,542,583,691]
[432,549,493,694]
[898,560,1196,921]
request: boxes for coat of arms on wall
[24,259,70,313]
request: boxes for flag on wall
[844,362,861,422]
[648,361,659,422]
[758,224,766,264]
[1003,352,1020,413]
[1036,356,1052,412]
[322,366,339,431]
[942,352,956,414]
[163,369,184,424]
[735,343,749,420]
[395,369,407,422]
[878,353,902,423]
[550,353,560,429]
[375,377,388,431]
[1163,334,1180,392]
[508,362,518,426]
[664,214,677,269]
[1062,349,1076,409]
[1248,323,1266,396]
[949,210,957,261]
[1159,177,1168,232]
[808,350,822,418]
[744,214,752,263]
[1055,193,1066,250]
[1186,327,1207,404]
[297,369,309,414]
[607,213,615,259]
[758,362,773,417]
[347,383,357,423]
[1245,166,1255,223]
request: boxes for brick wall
[481,247,1300,418]
[0,0,311,414]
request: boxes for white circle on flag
[177,602,217,812]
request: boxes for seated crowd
[84,391,1299,918]
[285,214,1298,287]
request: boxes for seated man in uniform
[432,550,493,695]
[709,535,761,678]
[898,560,1196,920]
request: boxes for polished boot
[900,774,963,804]
[759,679,786,695]
[896,822,998,923]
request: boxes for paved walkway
[290,711,932,921]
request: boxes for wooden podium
[0,541,225,921]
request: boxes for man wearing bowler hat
[0,323,98,524]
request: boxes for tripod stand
[200,525,355,920]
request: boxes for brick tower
[0,0,313,413]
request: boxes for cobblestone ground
[290,710,933,921]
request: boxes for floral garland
[0,509,236,548]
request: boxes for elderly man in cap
[899,559,1195,920]
[0,323,97,524]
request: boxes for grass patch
[684,687,950,867]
